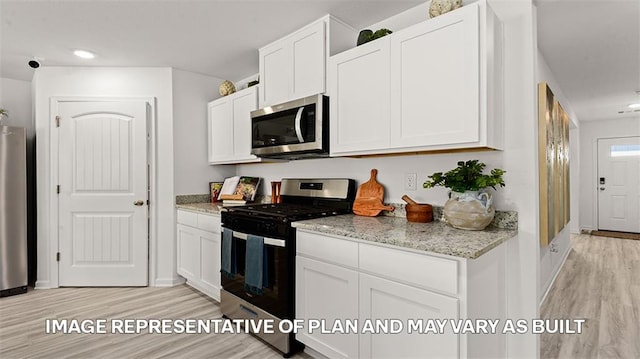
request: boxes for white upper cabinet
[389,4,480,149]
[259,21,325,107]
[259,15,356,108]
[329,37,391,154]
[208,86,262,164]
[260,39,295,108]
[329,0,503,157]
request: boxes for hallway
[541,233,640,358]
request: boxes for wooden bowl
[405,203,434,223]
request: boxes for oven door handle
[232,230,286,248]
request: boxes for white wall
[239,152,510,207]
[579,117,640,231]
[172,69,235,195]
[536,51,577,300]
[0,77,33,129]
[569,128,580,234]
[536,50,580,233]
[536,52,578,126]
[33,67,178,288]
[238,1,541,356]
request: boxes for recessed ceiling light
[73,50,95,59]
[628,103,640,109]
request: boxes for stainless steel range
[220,178,356,357]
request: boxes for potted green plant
[423,160,506,230]
[0,108,7,121]
[357,28,393,46]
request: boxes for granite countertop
[292,214,516,260]
[176,202,224,215]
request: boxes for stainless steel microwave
[250,94,328,159]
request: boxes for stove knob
[264,223,276,232]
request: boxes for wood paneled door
[57,99,149,286]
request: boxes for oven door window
[221,231,293,319]
[252,104,317,148]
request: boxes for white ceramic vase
[444,190,495,230]
[429,0,463,18]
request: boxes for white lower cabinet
[296,229,507,359]
[176,210,221,301]
[296,256,359,359]
[359,273,459,358]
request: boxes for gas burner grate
[231,203,345,220]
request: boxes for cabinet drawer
[177,210,198,227]
[198,213,220,233]
[297,231,358,269]
[359,243,458,295]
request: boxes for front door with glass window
[597,136,640,233]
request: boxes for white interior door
[597,136,640,233]
[58,99,149,286]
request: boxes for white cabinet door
[259,20,327,107]
[177,211,222,301]
[359,273,459,359]
[177,224,200,282]
[291,21,326,101]
[296,256,359,359]
[259,41,291,107]
[390,4,480,148]
[200,229,221,301]
[231,86,258,162]
[208,87,260,164]
[329,37,391,155]
[207,98,233,163]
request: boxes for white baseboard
[153,276,186,287]
[539,246,572,306]
[34,280,54,289]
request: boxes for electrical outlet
[405,173,417,191]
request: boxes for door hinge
[56,185,60,194]
[56,252,60,262]
[55,116,61,128]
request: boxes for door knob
[133,200,145,206]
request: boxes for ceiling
[0,0,422,81]
[1,0,638,123]
[535,0,640,122]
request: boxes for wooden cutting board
[353,169,395,216]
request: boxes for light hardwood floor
[0,285,311,359]
[541,233,640,359]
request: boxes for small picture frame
[209,182,223,203]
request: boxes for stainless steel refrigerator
[0,125,28,297]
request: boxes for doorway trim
[48,96,158,288]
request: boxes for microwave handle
[232,230,286,248]
[294,107,305,143]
